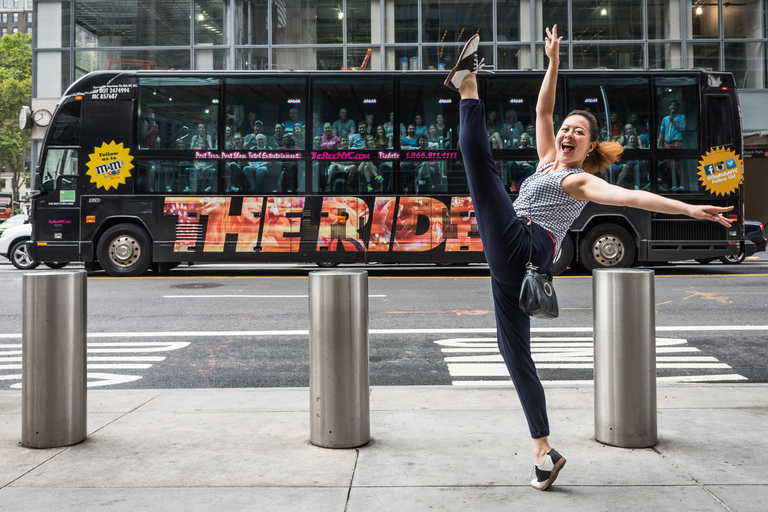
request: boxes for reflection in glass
[541,0,569,40]
[572,44,643,69]
[273,47,343,70]
[725,42,764,89]
[421,0,493,44]
[496,45,529,71]
[234,0,268,45]
[75,49,191,77]
[235,48,269,71]
[385,46,418,71]
[723,0,763,38]
[195,0,225,45]
[347,0,372,44]
[648,0,681,39]
[689,42,720,70]
[571,0,644,40]
[656,159,702,193]
[75,0,190,47]
[391,0,418,43]
[195,49,228,70]
[690,1,719,38]
[649,43,682,69]
[274,0,342,45]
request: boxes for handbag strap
[525,218,537,271]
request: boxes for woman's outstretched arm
[562,172,734,226]
[536,25,562,165]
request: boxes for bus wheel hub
[110,236,139,264]
[593,235,623,265]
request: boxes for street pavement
[1,384,766,511]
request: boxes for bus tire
[552,234,573,276]
[579,224,636,271]
[97,224,152,277]
[44,262,68,269]
[316,261,339,268]
[10,238,40,271]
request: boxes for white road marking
[0,341,190,389]
[435,335,748,385]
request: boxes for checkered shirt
[513,162,589,253]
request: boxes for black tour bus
[27,69,745,276]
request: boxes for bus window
[41,148,79,190]
[48,101,81,146]
[312,77,393,146]
[705,96,735,148]
[399,78,460,149]
[656,158,702,193]
[567,76,651,148]
[483,74,550,148]
[655,77,698,150]
[138,77,219,150]
[225,78,307,149]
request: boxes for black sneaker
[443,34,493,91]
[529,448,566,491]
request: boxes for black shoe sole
[443,34,479,90]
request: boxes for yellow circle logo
[697,147,742,196]
[86,141,134,190]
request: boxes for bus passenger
[320,123,340,149]
[375,124,393,149]
[401,124,418,148]
[311,112,324,138]
[349,121,369,149]
[224,126,233,148]
[358,136,384,192]
[140,109,160,149]
[327,136,358,193]
[283,107,303,135]
[268,124,285,150]
[291,124,306,149]
[657,100,686,191]
[190,123,215,150]
[332,108,356,137]
[244,120,264,149]
[443,26,733,492]
[415,135,438,193]
[384,112,395,138]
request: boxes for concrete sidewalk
[1,384,766,511]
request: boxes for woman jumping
[444,26,733,491]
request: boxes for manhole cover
[170,282,225,289]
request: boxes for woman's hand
[688,205,734,227]
[544,25,562,64]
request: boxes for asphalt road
[1,255,767,390]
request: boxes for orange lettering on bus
[317,197,370,252]
[368,197,397,252]
[261,197,304,252]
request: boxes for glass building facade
[33,0,768,96]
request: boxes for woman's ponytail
[583,140,623,175]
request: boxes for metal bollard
[22,270,87,448]
[593,268,657,448]
[308,270,370,448]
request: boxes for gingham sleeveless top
[513,162,589,252]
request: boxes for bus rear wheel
[97,224,152,277]
[579,224,636,272]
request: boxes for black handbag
[519,219,559,319]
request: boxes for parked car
[699,219,766,265]
[0,223,68,271]
[0,214,25,235]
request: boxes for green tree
[0,32,33,209]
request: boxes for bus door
[34,100,82,262]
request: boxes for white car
[0,223,68,271]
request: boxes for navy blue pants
[459,99,555,439]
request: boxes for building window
[195,0,226,45]
[2,14,7,23]
[1,29,6,38]
[13,27,19,33]
[75,0,191,47]
[13,0,19,7]
[27,12,32,23]
[27,0,32,7]
[13,13,19,23]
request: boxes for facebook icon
[705,164,716,175]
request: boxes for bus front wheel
[97,224,152,277]
[579,224,636,271]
